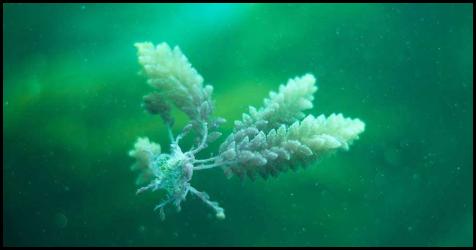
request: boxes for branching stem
[193,160,237,171]
[166,126,174,143]
[193,157,218,164]
[190,122,208,155]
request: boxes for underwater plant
[129,42,365,220]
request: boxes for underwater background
[3,3,473,247]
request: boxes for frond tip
[128,137,161,169]
[217,74,365,180]
[235,73,318,131]
[135,42,224,135]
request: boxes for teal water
[3,3,473,246]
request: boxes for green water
[3,3,473,247]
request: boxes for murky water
[3,3,473,246]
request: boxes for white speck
[412,173,420,180]
[54,213,68,228]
